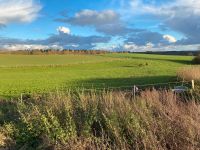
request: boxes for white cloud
[163,35,177,43]
[130,0,200,16]
[146,42,154,48]
[123,43,138,50]
[150,44,200,52]
[122,42,154,52]
[57,26,71,34]
[0,0,42,25]
[71,44,79,48]
[0,44,63,51]
[121,43,200,52]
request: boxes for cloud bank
[0,26,111,50]
[129,0,200,45]
[56,9,140,36]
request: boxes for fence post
[191,80,195,90]
[133,85,136,100]
[20,93,23,102]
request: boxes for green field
[0,53,193,96]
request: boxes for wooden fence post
[133,85,136,100]
[20,93,23,102]
[191,80,195,90]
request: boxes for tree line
[0,49,114,55]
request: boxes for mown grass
[0,53,193,96]
[1,90,200,149]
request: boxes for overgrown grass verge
[177,66,200,81]
[1,90,200,149]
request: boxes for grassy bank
[1,90,200,149]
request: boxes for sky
[0,0,200,51]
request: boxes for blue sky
[0,0,200,51]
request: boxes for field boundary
[0,80,193,98]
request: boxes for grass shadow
[70,75,181,90]
[114,55,192,65]
[0,99,19,125]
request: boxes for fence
[0,80,194,98]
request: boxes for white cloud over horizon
[0,44,63,51]
[0,26,111,50]
[119,43,200,52]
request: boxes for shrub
[192,55,200,64]
[1,90,200,149]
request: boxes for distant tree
[192,56,200,64]
[197,46,200,56]
[187,52,193,56]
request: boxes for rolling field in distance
[0,53,193,96]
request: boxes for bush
[1,90,200,149]
[192,55,200,64]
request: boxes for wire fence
[0,80,193,98]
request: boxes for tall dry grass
[0,90,200,149]
[177,66,200,81]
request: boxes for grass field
[0,53,193,96]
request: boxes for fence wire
[0,81,192,97]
